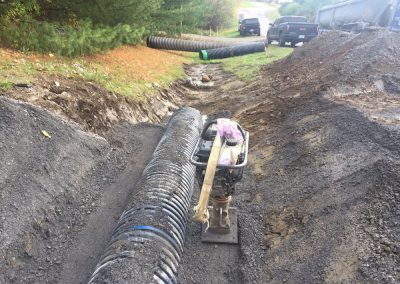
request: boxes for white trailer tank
[316,0,397,30]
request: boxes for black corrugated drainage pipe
[88,107,202,284]
[199,42,267,60]
[147,36,242,52]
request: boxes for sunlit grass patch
[0,46,190,99]
[192,45,293,81]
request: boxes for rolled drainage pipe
[147,36,245,52]
[199,41,267,60]
[88,107,202,284]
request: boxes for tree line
[0,0,239,56]
[279,0,341,21]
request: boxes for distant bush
[1,20,146,56]
[279,0,341,20]
[0,0,240,56]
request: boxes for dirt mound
[259,29,400,126]
[1,75,180,135]
[0,96,163,283]
[238,30,400,283]
[179,29,400,283]
[233,30,400,284]
[273,29,400,82]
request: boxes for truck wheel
[279,35,285,47]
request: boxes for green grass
[240,1,257,9]
[215,27,240,38]
[193,45,293,81]
[0,52,187,99]
[0,80,13,90]
[0,59,38,91]
[41,60,153,98]
[221,46,293,80]
[193,27,240,38]
[0,58,146,98]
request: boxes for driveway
[239,1,276,36]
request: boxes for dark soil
[1,28,400,284]
[1,74,180,135]
[178,29,400,283]
[0,97,163,283]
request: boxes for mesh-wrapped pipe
[147,36,241,52]
[199,42,267,60]
[88,107,202,284]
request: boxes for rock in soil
[202,74,213,82]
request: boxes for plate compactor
[190,118,249,244]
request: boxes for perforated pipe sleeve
[147,36,265,52]
[88,107,202,284]
[199,42,267,60]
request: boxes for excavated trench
[0,97,165,283]
[2,30,400,283]
[0,64,248,284]
[176,62,400,283]
[0,62,398,283]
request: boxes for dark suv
[239,18,261,36]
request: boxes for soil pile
[237,29,400,284]
[0,96,163,283]
[179,29,400,284]
[280,29,400,80]
[263,29,400,125]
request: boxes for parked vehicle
[267,16,319,47]
[239,18,261,36]
[316,0,400,32]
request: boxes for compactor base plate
[201,207,238,244]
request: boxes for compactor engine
[191,119,249,243]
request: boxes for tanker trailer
[390,3,400,31]
[316,0,398,31]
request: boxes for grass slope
[193,45,293,81]
[0,46,189,99]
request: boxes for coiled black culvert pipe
[147,36,241,52]
[88,107,202,284]
[199,41,267,60]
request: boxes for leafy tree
[0,0,40,25]
[0,0,240,55]
[154,0,239,33]
[279,0,341,20]
[203,0,240,30]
